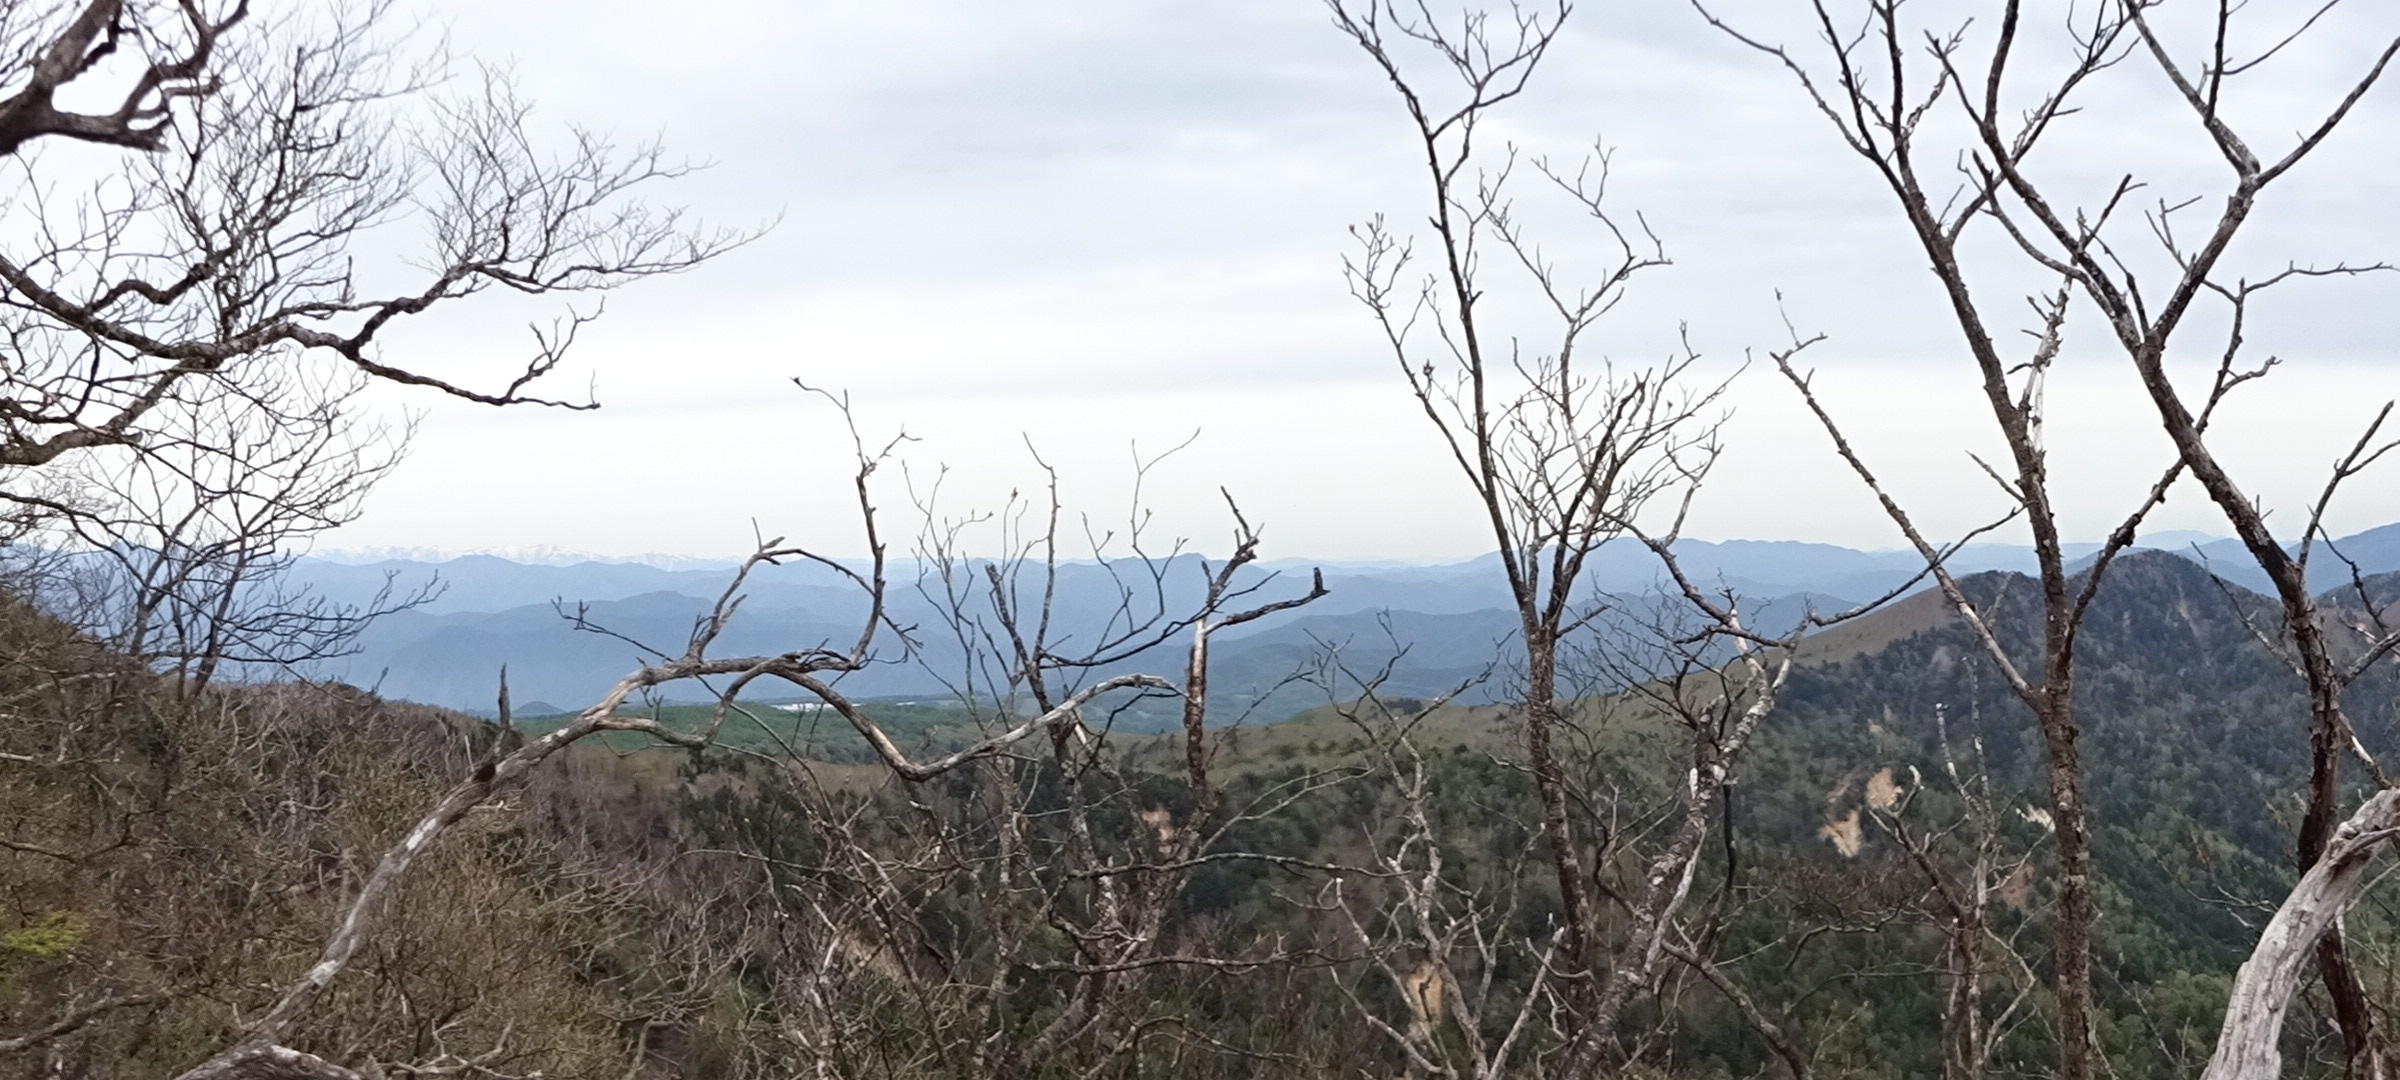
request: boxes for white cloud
[333,0,2400,560]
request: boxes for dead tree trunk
[2204,790,2400,1080]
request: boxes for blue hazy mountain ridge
[2180,522,2400,594]
[325,584,1844,722]
[290,538,2064,618]
[291,526,2400,713]
[285,554,780,616]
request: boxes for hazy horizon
[300,525,2270,571]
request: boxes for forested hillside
[7,551,2393,1076]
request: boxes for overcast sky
[331,1,2400,563]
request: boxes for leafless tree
[1859,704,2045,1080]
[0,8,750,1061]
[0,8,747,1060]
[0,0,744,483]
[1302,637,1564,1080]
[0,1,242,156]
[1327,2,1910,1070]
[1335,0,1684,1004]
[861,434,1357,1075]
[1696,1,2400,1076]
[22,364,422,695]
[158,388,1340,1078]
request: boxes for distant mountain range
[310,545,745,571]
[285,523,2400,714]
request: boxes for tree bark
[2204,790,2400,1080]
[1523,629,1595,982]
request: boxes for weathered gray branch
[2203,789,2400,1080]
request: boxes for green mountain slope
[6,550,2393,1078]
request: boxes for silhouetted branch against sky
[252,1,2400,559]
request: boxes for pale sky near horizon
[326,1,2400,563]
